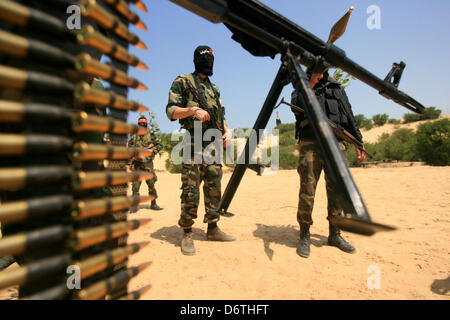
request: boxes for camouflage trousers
[179,163,222,229]
[297,139,347,225]
[132,161,158,199]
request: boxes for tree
[388,118,401,125]
[372,113,389,126]
[416,119,450,166]
[139,111,161,136]
[354,114,367,127]
[403,107,442,123]
[381,128,418,161]
[422,106,442,120]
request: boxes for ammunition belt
[0,0,152,300]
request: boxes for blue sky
[124,0,450,133]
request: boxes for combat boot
[150,200,163,210]
[328,224,356,254]
[181,232,196,256]
[297,224,311,258]
[206,226,236,242]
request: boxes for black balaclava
[194,45,214,76]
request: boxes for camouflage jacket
[128,131,162,163]
[166,73,226,131]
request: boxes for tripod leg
[217,60,289,216]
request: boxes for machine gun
[184,77,225,133]
[170,0,427,235]
[275,98,375,159]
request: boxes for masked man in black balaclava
[165,46,235,256]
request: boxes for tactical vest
[179,73,225,132]
[292,79,352,140]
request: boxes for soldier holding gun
[128,116,163,212]
[292,70,366,258]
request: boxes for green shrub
[363,122,373,130]
[403,107,442,123]
[361,129,418,162]
[388,118,401,125]
[165,158,182,173]
[233,128,252,138]
[416,119,450,166]
[345,144,359,167]
[403,113,422,124]
[278,131,297,146]
[372,113,389,126]
[275,122,296,135]
[422,106,442,120]
[278,146,298,169]
[381,128,418,161]
[354,114,367,127]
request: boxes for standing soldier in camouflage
[128,116,163,213]
[292,70,366,258]
[166,45,235,256]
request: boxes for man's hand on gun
[356,147,367,164]
[222,129,232,147]
[192,106,210,122]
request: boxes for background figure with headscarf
[128,116,163,213]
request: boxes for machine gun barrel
[170,0,426,114]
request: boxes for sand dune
[361,114,450,143]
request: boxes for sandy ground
[122,154,450,300]
[1,122,449,300]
